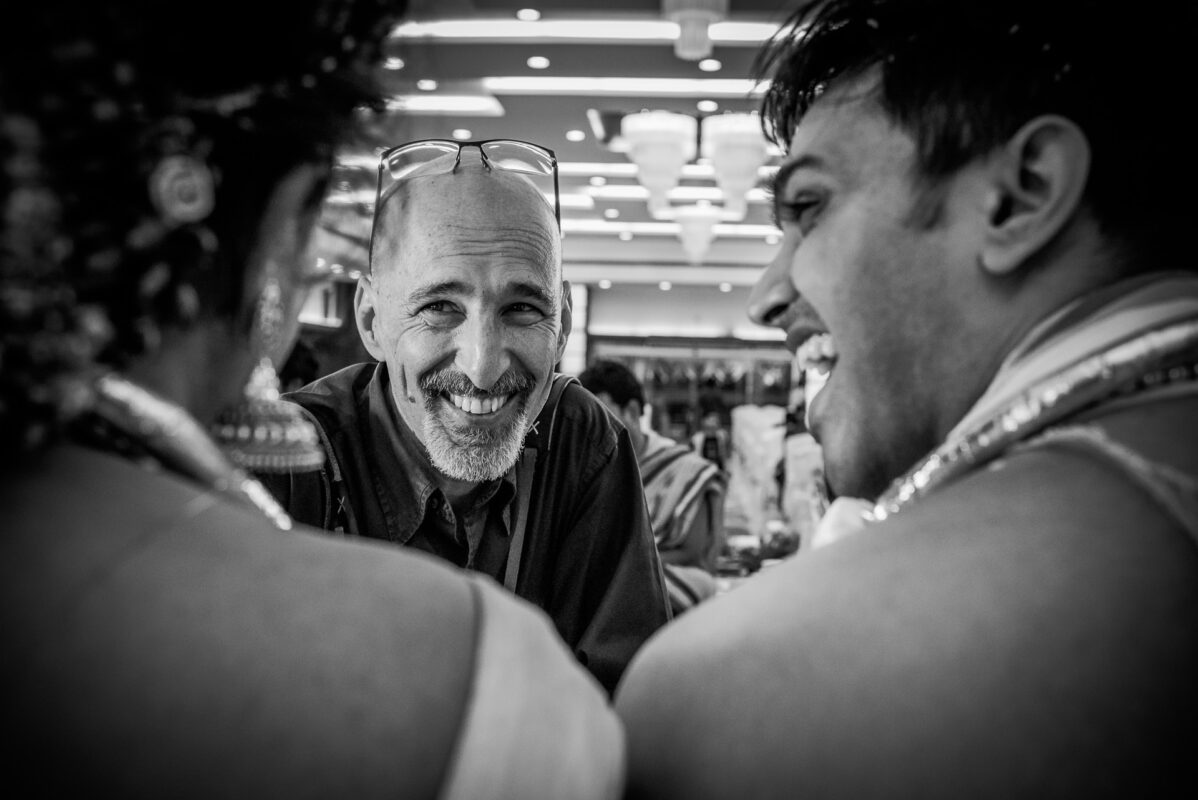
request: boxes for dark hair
[0,0,404,452]
[755,0,1196,264]
[579,359,645,410]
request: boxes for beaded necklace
[90,373,294,530]
[870,319,1198,522]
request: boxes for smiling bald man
[260,142,670,693]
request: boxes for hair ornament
[148,154,215,226]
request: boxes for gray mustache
[420,367,535,398]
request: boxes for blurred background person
[580,359,726,615]
[0,1,625,796]
[280,338,322,394]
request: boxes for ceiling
[315,0,795,304]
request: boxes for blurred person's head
[745,0,1196,500]
[579,359,646,452]
[280,339,321,393]
[355,145,570,484]
[0,0,404,458]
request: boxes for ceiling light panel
[390,19,779,45]
[483,76,766,97]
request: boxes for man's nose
[747,248,798,328]
[454,316,512,392]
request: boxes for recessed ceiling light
[384,57,405,70]
[699,59,722,72]
[697,99,719,113]
[604,208,619,219]
[719,282,733,292]
[659,281,672,291]
[618,231,633,241]
[565,129,586,142]
[416,79,438,91]
[598,279,612,289]
[589,176,607,187]
[516,8,541,21]
[452,128,472,140]
[526,56,551,70]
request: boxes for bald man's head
[353,147,572,484]
[370,152,560,278]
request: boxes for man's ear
[354,276,386,361]
[555,279,573,362]
[623,398,644,432]
[978,114,1090,275]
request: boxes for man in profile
[263,143,669,693]
[615,0,1198,795]
[580,359,727,614]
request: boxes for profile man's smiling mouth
[796,332,838,375]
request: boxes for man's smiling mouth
[796,332,838,375]
[447,392,512,416]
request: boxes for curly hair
[0,0,405,453]
[754,0,1197,266]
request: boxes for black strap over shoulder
[503,373,577,591]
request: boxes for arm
[543,416,672,695]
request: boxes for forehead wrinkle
[429,221,557,265]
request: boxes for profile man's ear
[978,114,1090,275]
[354,276,386,361]
[555,279,573,362]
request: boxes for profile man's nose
[746,250,798,328]
[455,318,511,391]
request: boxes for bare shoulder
[616,445,1198,798]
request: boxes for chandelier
[663,0,729,61]
[620,109,770,263]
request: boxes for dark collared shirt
[260,361,671,693]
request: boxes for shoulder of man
[616,421,1198,797]
[526,374,621,461]
[259,361,378,532]
[284,361,377,425]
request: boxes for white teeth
[449,393,511,415]
[797,333,838,374]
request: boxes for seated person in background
[616,0,1198,796]
[690,410,730,471]
[279,338,322,394]
[260,140,670,694]
[580,360,727,614]
[0,2,625,796]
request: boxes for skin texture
[355,153,570,493]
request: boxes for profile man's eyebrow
[769,154,823,222]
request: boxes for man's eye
[418,302,462,324]
[775,197,823,232]
[506,303,547,323]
